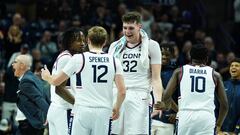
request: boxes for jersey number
[92,65,108,83]
[123,60,137,72]
[190,76,206,93]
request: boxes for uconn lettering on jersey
[189,68,207,74]
[89,56,109,63]
[123,53,140,59]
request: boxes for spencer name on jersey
[89,56,109,63]
[189,68,207,74]
[123,53,141,59]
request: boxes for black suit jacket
[17,70,50,129]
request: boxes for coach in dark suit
[12,54,50,135]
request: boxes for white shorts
[47,104,73,135]
[151,120,174,135]
[111,90,150,134]
[71,105,112,135]
[177,110,215,135]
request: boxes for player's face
[12,57,23,77]
[162,49,171,66]
[71,32,86,53]
[122,21,141,44]
[230,62,240,79]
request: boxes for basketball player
[47,27,85,135]
[163,44,229,135]
[108,11,163,134]
[41,26,126,135]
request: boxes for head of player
[122,11,142,44]
[87,26,107,51]
[190,44,209,65]
[62,27,86,55]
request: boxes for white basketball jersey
[179,65,216,113]
[74,52,116,109]
[121,44,151,90]
[51,50,76,109]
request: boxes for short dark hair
[122,11,142,24]
[62,27,85,51]
[190,44,208,63]
[160,42,175,55]
[231,58,240,64]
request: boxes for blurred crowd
[0,0,239,134]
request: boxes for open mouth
[126,35,133,38]
[230,70,237,74]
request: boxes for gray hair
[18,54,32,70]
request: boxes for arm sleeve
[115,58,123,75]
[56,55,72,73]
[62,54,83,76]
[149,40,162,64]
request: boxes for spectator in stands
[177,40,192,66]
[2,66,19,126]
[220,58,240,135]
[35,30,57,67]
[0,118,17,135]
[7,44,32,68]
[204,36,217,61]
[219,52,236,81]
[5,25,24,63]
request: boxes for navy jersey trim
[54,53,72,70]
[212,69,217,86]
[89,51,106,54]
[178,66,183,84]
[77,53,85,74]
[108,118,112,135]
[113,57,116,73]
[76,73,82,87]
[66,78,70,86]
[67,109,73,135]
[126,41,142,49]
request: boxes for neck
[89,47,102,53]
[128,34,141,44]
[191,60,205,66]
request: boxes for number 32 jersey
[179,65,216,113]
[63,52,123,109]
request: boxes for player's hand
[151,109,162,118]
[41,65,50,81]
[43,120,48,126]
[167,114,177,124]
[153,101,166,110]
[112,107,120,120]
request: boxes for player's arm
[55,80,75,105]
[114,74,126,111]
[41,65,69,86]
[151,64,163,102]
[163,68,180,106]
[112,59,126,120]
[214,71,228,131]
[150,40,164,103]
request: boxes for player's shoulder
[213,70,221,79]
[57,51,72,59]
[149,39,160,46]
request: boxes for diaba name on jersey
[89,56,109,63]
[189,68,207,74]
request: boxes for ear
[87,38,91,45]
[138,24,142,29]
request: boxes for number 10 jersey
[179,65,216,114]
